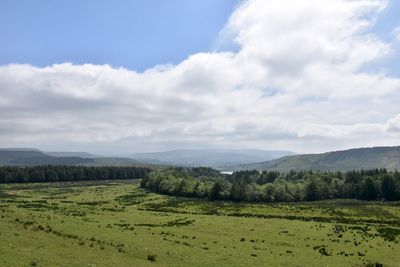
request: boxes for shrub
[147,254,157,262]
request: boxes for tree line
[140,167,400,202]
[0,165,150,183]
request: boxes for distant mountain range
[0,148,294,168]
[1,146,399,171]
[129,149,295,168]
[0,149,137,166]
[234,146,400,172]
[0,149,93,165]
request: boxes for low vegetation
[1,180,399,266]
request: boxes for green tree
[381,175,398,201]
[305,177,324,201]
[359,177,379,200]
[210,181,223,200]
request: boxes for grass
[0,180,399,266]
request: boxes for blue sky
[0,0,239,71]
[0,0,399,154]
[373,0,400,36]
[370,0,400,76]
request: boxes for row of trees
[140,168,400,202]
[0,165,150,183]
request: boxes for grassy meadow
[0,180,399,267]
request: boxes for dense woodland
[141,167,400,202]
[0,165,150,183]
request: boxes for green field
[1,180,399,267]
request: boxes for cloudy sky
[0,0,399,155]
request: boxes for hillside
[0,149,140,166]
[130,149,295,168]
[235,146,400,172]
[0,149,94,165]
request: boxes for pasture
[0,180,399,266]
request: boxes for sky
[0,0,239,71]
[0,0,399,155]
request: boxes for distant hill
[235,146,400,172]
[0,148,42,152]
[130,149,295,168]
[44,151,142,165]
[0,149,93,165]
[45,151,100,158]
[89,157,141,166]
[0,149,140,166]
[6,146,399,171]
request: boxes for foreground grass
[0,180,399,266]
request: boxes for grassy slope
[0,181,399,266]
[239,146,400,171]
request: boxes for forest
[141,167,400,202]
[0,165,150,183]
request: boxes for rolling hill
[235,146,400,172]
[0,149,140,166]
[3,146,400,171]
[0,149,93,165]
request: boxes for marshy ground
[0,180,399,266]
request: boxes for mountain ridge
[0,149,139,166]
[2,146,400,171]
[233,146,400,172]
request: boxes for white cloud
[0,0,399,154]
[385,114,400,132]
